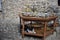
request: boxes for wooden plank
[19,15,57,22]
[24,32,43,37]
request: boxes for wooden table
[19,14,58,40]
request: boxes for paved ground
[0,24,60,40]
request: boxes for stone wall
[0,0,60,40]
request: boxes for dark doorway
[58,0,60,6]
[0,0,2,11]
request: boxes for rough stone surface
[0,0,60,40]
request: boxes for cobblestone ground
[0,22,60,40]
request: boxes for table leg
[21,19,25,38]
[43,22,47,40]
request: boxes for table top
[19,14,58,22]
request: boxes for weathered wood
[19,14,57,22]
